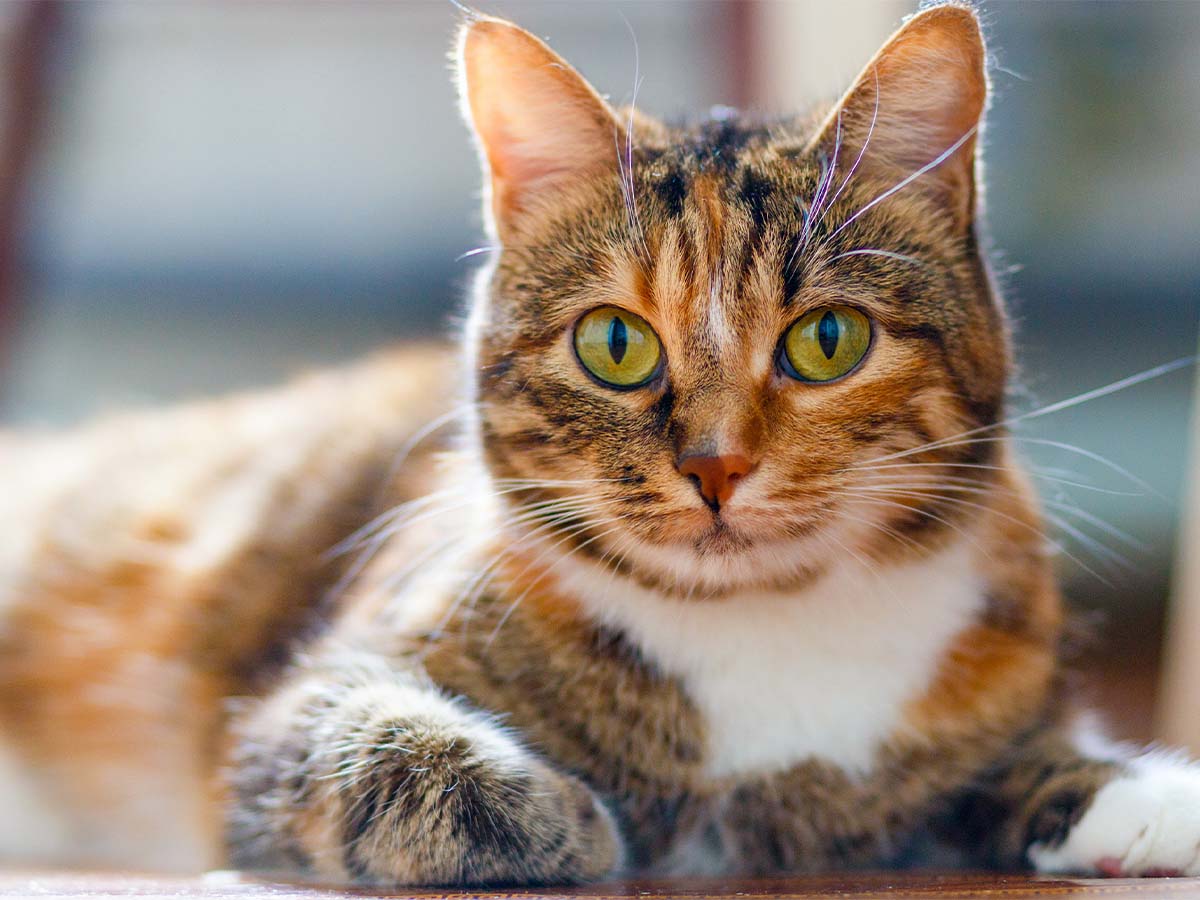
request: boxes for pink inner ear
[460,19,622,231]
[488,102,611,188]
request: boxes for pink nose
[677,454,752,509]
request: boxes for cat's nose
[677,453,753,510]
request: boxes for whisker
[484,518,630,646]
[332,476,631,565]
[846,486,1116,582]
[423,505,624,647]
[615,11,651,269]
[376,403,475,502]
[855,357,1192,484]
[332,491,606,607]
[1041,499,1148,553]
[832,248,928,268]
[811,67,880,236]
[455,245,497,262]
[827,124,978,245]
[835,506,926,552]
[852,476,1146,556]
[855,435,1163,501]
[851,460,1143,497]
[802,134,839,253]
[434,493,630,633]
[838,491,994,561]
[1006,356,1194,430]
[326,486,467,560]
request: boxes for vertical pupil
[817,311,839,359]
[608,316,628,364]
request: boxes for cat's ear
[457,15,623,240]
[809,4,987,232]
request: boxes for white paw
[1030,759,1200,877]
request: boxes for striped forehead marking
[691,174,736,356]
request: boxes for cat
[2,0,1199,885]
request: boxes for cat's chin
[685,516,755,554]
[605,519,843,598]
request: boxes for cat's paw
[329,688,623,885]
[1029,760,1200,877]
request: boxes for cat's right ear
[456,16,623,242]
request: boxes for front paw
[336,710,622,885]
[1029,760,1200,877]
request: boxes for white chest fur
[564,541,983,779]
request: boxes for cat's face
[460,5,1010,596]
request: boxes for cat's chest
[569,542,984,780]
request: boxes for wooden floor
[4,872,1200,900]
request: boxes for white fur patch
[562,540,983,778]
[1030,754,1200,877]
[708,272,731,354]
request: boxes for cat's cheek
[1028,761,1200,877]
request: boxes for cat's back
[0,343,455,868]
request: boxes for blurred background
[0,1,1196,740]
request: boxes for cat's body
[4,2,1200,885]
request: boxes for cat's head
[456,3,1009,597]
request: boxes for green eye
[574,307,662,388]
[781,306,871,382]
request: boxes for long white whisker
[423,502,628,646]
[1041,499,1148,553]
[827,125,978,244]
[855,435,1164,501]
[812,67,880,235]
[484,519,630,646]
[1008,357,1194,429]
[376,403,474,502]
[832,248,928,268]
[852,460,1143,497]
[455,245,498,262]
[852,476,1146,554]
[856,357,1192,477]
[615,11,650,268]
[803,113,842,249]
[837,491,994,561]
[835,506,925,553]
[846,486,1114,582]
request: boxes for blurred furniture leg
[1158,357,1200,752]
[0,0,61,385]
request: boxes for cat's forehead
[640,117,816,206]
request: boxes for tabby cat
[3,2,1200,885]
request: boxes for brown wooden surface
[4,872,1200,900]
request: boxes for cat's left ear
[457,15,624,241]
[809,3,988,233]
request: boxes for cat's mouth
[648,498,827,549]
[693,516,754,554]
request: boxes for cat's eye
[573,307,662,389]
[781,306,872,383]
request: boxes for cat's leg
[983,721,1200,877]
[224,649,621,885]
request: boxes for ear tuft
[455,16,622,239]
[810,2,988,231]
